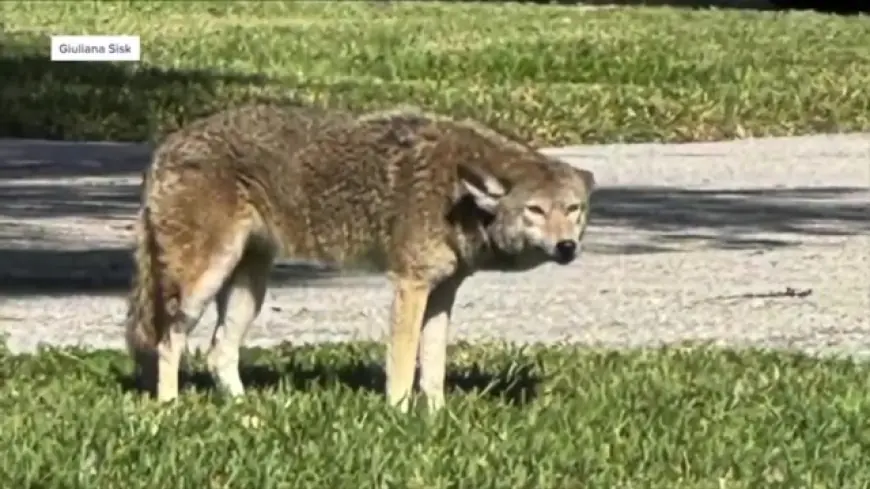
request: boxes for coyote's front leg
[385,278,430,413]
[418,274,465,413]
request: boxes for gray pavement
[0,134,868,356]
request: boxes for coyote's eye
[565,203,580,213]
[525,204,546,216]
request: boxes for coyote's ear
[574,167,596,193]
[457,163,507,214]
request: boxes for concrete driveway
[0,134,867,355]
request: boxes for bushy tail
[124,204,162,384]
[125,165,187,392]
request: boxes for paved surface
[0,134,868,356]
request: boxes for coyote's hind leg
[208,244,274,397]
[155,222,252,403]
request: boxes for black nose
[554,240,577,263]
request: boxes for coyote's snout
[125,104,596,413]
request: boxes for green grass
[3,341,870,487]
[4,3,870,485]
[1,1,869,145]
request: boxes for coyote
[125,104,596,413]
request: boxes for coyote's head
[458,158,596,271]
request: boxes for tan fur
[125,104,354,399]
[126,104,596,411]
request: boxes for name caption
[51,35,141,62]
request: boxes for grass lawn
[1,2,869,145]
[3,2,870,486]
[2,341,870,487]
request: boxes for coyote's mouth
[484,241,554,272]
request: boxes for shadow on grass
[111,355,542,407]
[0,37,295,143]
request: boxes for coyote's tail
[124,203,162,374]
[124,170,183,388]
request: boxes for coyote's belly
[256,189,392,271]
